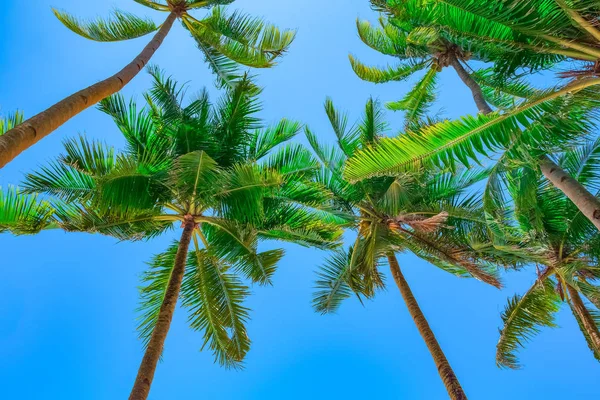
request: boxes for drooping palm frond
[136,242,180,348]
[496,278,561,369]
[0,186,55,235]
[387,67,438,128]
[349,55,427,83]
[313,247,361,314]
[182,243,250,368]
[53,9,158,42]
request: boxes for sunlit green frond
[60,135,116,176]
[136,242,180,348]
[182,245,250,368]
[171,150,220,203]
[349,54,427,83]
[324,98,360,157]
[53,9,157,42]
[24,160,96,203]
[387,67,438,128]
[356,18,402,56]
[133,0,170,11]
[0,186,55,235]
[496,278,561,369]
[344,79,600,181]
[359,97,388,144]
[312,248,357,314]
[199,7,295,54]
[53,202,169,240]
[248,119,303,160]
[265,144,320,178]
[200,222,284,285]
[0,110,24,135]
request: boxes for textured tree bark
[129,215,195,400]
[387,253,468,400]
[567,284,600,355]
[0,12,178,169]
[448,54,493,115]
[539,156,600,231]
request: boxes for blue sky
[1,1,599,399]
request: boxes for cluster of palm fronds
[2,0,600,399]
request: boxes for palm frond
[0,186,55,235]
[53,9,157,42]
[496,278,561,369]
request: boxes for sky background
[1,0,599,399]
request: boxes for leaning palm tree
[490,155,600,368]
[22,70,341,400]
[309,98,514,400]
[0,0,295,168]
[349,0,568,121]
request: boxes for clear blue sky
[1,1,599,399]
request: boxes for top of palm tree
[53,0,296,87]
[0,110,24,135]
[488,145,600,368]
[3,69,342,367]
[307,98,518,313]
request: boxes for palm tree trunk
[129,214,195,400]
[448,54,493,115]
[0,12,178,169]
[539,156,600,230]
[387,253,468,400]
[567,284,600,354]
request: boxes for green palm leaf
[496,278,561,369]
[182,244,250,368]
[53,9,158,42]
[0,186,54,235]
[0,110,24,135]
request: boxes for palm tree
[490,151,600,368]
[0,0,295,169]
[22,70,341,400]
[348,0,572,121]
[308,98,513,400]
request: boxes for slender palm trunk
[455,63,600,232]
[129,215,195,400]
[387,253,467,400]
[567,284,600,354]
[448,54,493,115]
[0,12,178,169]
[539,156,600,230]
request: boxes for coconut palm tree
[490,150,600,368]
[308,98,516,400]
[0,0,295,168]
[21,70,342,400]
[348,0,572,121]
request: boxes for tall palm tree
[309,98,513,400]
[490,150,600,368]
[21,70,341,400]
[0,0,295,168]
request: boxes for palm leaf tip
[496,279,561,369]
[53,8,158,42]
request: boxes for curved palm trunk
[0,12,178,169]
[387,253,468,400]
[129,215,195,400]
[448,55,493,115]
[539,156,600,230]
[567,284,600,354]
